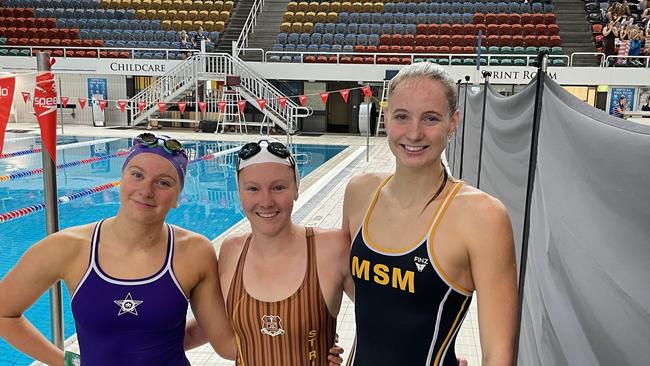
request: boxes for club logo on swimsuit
[113,293,144,316]
[261,315,285,337]
[414,256,429,272]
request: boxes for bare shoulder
[41,223,94,256]
[171,225,216,264]
[218,232,248,261]
[312,227,350,252]
[453,185,513,248]
[345,173,389,198]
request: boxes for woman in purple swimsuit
[0,133,235,365]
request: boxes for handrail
[605,55,650,68]
[0,45,197,60]
[233,0,265,56]
[570,52,606,67]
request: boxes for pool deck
[16,123,481,366]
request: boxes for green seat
[488,46,500,54]
[437,58,450,65]
[414,58,425,63]
[500,46,512,54]
[0,38,6,45]
[451,58,462,65]
[426,58,437,63]
[513,46,525,55]
[489,58,500,65]
[462,58,474,65]
[9,49,20,56]
[538,46,550,54]
[513,58,526,66]
[551,58,566,66]
[19,49,30,56]
[500,58,513,66]
[551,46,563,55]
[525,46,538,55]
[528,59,538,67]
[480,57,487,65]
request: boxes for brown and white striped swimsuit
[226,227,337,366]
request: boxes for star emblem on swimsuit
[113,293,143,316]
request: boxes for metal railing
[233,0,265,56]
[605,54,650,68]
[0,45,197,60]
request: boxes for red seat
[538,35,549,47]
[463,34,476,47]
[549,35,561,47]
[439,34,451,46]
[523,24,535,36]
[99,50,109,58]
[379,34,390,45]
[414,45,427,53]
[545,13,556,25]
[451,23,463,35]
[366,45,377,53]
[93,39,104,47]
[45,18,56,28]
[399,57,411,64]
[86,50,98,58]
[14,27,26,38]
[496,13,508,24]
[451,45,463,53]
[451,34,463,47]
[82,39,94,47]
[511,24,523,36]
[34,18,46,28]
[402,45,414,53]
[315,55,327,63]
[39,38,51,46]
[532,13,545,25]
[512,35,525,47]
[474,13,485,24]
[16,37,28,46]
[485,13,497,24]
[500,35,512,47]
[27,37,39,46]
[340,56,353,63]
[499,24,511,36]
[351,56,364,63]
[403,34,414,46]
[377,56,389,64]
[463,24,475,36]
[427,24,439,35]
[390,45,401,52]
[548,24,559,36]
[462,46,474,54]
[388,57,400,64]
[486,34,499,47]
[60,39,72,47]
[378,44,390,52]
[509,13,521,25]
[520,13,532,24]
[68,29,79,39]
[524,35,538,47]
[354,45,366,52]
[425,45,438,53]
[475,24,486,36]
[486,24,498,36]
[74,50,86,57]
[439,23,451,36]
[327,55,337,63]
[71,39,82,47]
[23,17,35,28]
[416,24,427,35]
[6,37,18,45]
[391,34,402,46]
[65,50,74,57]
[535,24,547,36]
[52,50,64,57]
[50,38,61,47]
[438,45,450,53]
[415,34,428,46]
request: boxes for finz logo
[414,256,429,272]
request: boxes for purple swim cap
[122,134,189,190]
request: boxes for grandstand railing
[129,54,197,125]
[233,0,265,56]
[0,45,195,60]
[202,53,311,133]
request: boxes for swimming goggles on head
[236,139,295,170]
[135,132,186,156]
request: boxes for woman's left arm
[466,196,517,366]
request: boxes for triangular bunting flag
[0,77,16,155]
[98,100,107,111]
[298,95,308,107]
[157,102,166,113]
[237,100,247,114]
[320,92,329,105]
[278,97,287,110]
[198,101,207,113]
[21,92,30,103]
[340,89,350,103]
[33,71,58,162]
[137,100,145,112]
[362,85,372,98]
[178,102,186,114]
[60,96,68,108]
[49,58,56,67]
[117,100,127,112]
[257,99,266,110]
[78,97,86,110]
[217,100,227,113]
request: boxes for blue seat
[269,55,281,62]
[111,30,123,41]
[288,32,299,45]
[77,18,88,29]
[348,13,359,24]
[334,33,345,45]
[395,2,405,13]
[106,9,115,20]
[159,41,171,49]
[300,32,311,45]
[429,3,440,13]
[331,44,342,52]
[132,31,144,41]
[463,2,475,13]
[100,29,112,40]
[123,29,133,40]
[322,33,334,45]
[405,24,416,35]
[43,8,54,18]
[56,18,67,29]
[310,32,321,45]
[166,30,177,42]
[452,2,462,13]
[125,9,136,20]
[344,33,356,46]
[90,29,101,40]
[384,2,395,13]
[291,55,302,63]
[277,32,287,45]
[272,43,284,52]
[338,12,349,24]
[359,12,370,24]
[319,44,331,52]
[370,23,381,35]
[34,7,45,17]
[150,20,161,31]
[404,12,416,24]
[393,12,404,24]
[371,12,382,24]
[108,19,119,30]
[336,23,347,34]
[450,13,461,24]
[86,18,97,29]
[280,55,293,62]
[439,13,450,24]
[416,13,428,24]
[296,44,307,52]
[368,33,380,46]
[153,52,165,60]
[347,23,358,34]
[129,19,140,30]
[381,23,393,35]
[79,29,90,39]
[307,43,319,52]
[144,30,155,42]
[284,43,296,52]
[406,2,417,13]
[142,52,153,59]
[171,41,181,48]
[154,31,166,41]
[544,4,554,12]
[417,2,429,13]
[115,9,126,20]
[118,19,130,30]
[140,20,151,31]
[104,40,115,48]
[358,23,370,34]
[209,31,220,43]
[325,23,336,34]
[485,2,497,13]
[126,40,137,48]
[428,13,439,24]
[356,34,368,46]
[343,44,354,53]
[382,12,393,24]
[461,13,473,24]
[115,40,126,48]
[393,24,404,35]
[73,8,85,19]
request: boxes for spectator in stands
[179,30,192,59]
[602,21,618,66]
[642,7,650,27]
[614,95,629,118]
[628,24,644,66]
[641,96,650,111]
[193,26,211,50]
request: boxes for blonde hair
[387,62,458,116]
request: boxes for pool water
[0,135,345,365]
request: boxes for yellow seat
[219,10,230,22]
[223,1,234,12]
[303,22,314,33]
[213,1,223,11]
[189,10,199,20]
[142,0,152,9]
[340,2,351,12]
[297,1,308,12]
[373,2,383,13]
[293,11,304,23]
[362,2,373,13]
[182,19,193,30]
[167,9,178,20]
[308,1,319,12]
[193,20,204,29]
[131,0,142,9]
[161,19,172,30]
[318,2,330,13]
[351,2,362,12]
[136,8,147,19]
[202,0,214,11]
[100,0,111,9]
[209,10,220,19]
[151,0,162,10]
[330,1,340,12]
[203,20,215,31]
[111,0,121,9]
[291,22,303,33]
[146,9,157,20]
[183,0,194,11]
[157,9,167,19]
[199,10,210,21]
[121,0,131,8]
[177,10,188,21]
[287,1,297,12]
[283,11,294,23]
[280,22,291,33]
[194,0,204,10]
[327,11,338,23]
[316,11,327,22]
[172,20,182,31]
[172,0,183,10]
[305,11,316,23]
[214,20,225,32]
[161,0,173,10]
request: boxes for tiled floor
[23,123,481,365]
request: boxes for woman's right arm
[0,232,76,366]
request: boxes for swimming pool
[0,134,346,365]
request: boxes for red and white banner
[362,85,372,98]
[198,101,207,113]
[257,99,266,110]
[340,89,350,103]
[116,100,127,112]
[21,91,30,103]
[60,96,68,108]
[137,101,145,112]
[320,92,329,105]
[0,77,16,155]
[157,102,166,113]
[298,95,308,107]
[33,71,58,162]
[217,100,227,113]
[98,100,107,111]
[278,97,287,110]
[77,97,86,110]
[178,102,186,114]
[237,100,247,114]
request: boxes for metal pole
[57,76,64,134]
[194,55,199,127]
[366,94,370,162]
[476,71,491,189]
[450,79,461,174]
[459,75,470,179]
[36,52,64,351]
[514,52,548,364]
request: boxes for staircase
[241,0,288,58]
[129,53,310,132]
[215,0,256,53]
[554,0,600,66]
